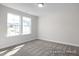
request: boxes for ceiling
[1,3,79,17]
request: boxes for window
[22,17,31,34]
[7,13,21,36]
[7,13,31,37]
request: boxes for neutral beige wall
[0,5,38,49]
[38,6,79,47]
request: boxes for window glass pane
[7,13,20,36]
[22,17,31,34]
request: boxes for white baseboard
[38,37,79,47]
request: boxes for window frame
[22,16,31,35]
[7,13,21,37]
[7,13,32,37]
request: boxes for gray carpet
[0,39,79,56]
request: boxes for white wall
[0,5,38,49]
[38,5,79,47]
